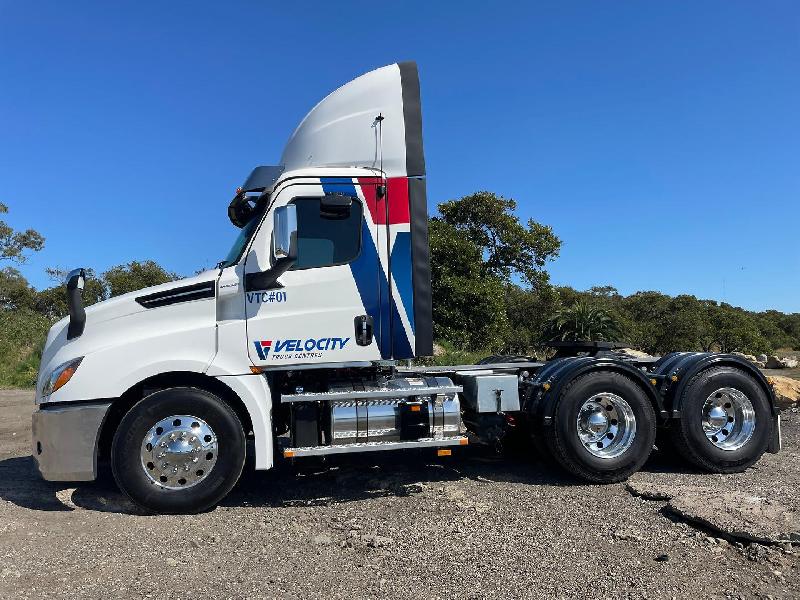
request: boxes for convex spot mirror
[228,191,262,228]
[320,193,353,220]
[272,204,298,261]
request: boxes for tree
[429,219,510,350]
[436,191,561,289]
[0,203,44,263]
[0,267,36,311]
[429,192,562,353]
[102,260,178,297]
[544,300,624,342]
[711,304,769,354]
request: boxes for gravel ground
[1,389,798,599]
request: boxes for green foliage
[0,203,45,263]
[0,309,51,388]
[0,267,37,311]
[429,192,561,353]
[437,191,561,288]
[417,339,486,367]
[102,260,178,298]
[545,300,624,342]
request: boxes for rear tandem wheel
[669,365,772,473]
[542,371,657,483]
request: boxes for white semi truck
[32,62,781,514]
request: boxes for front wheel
[543,371,656,483]
[111,387,246,514]
[669,366,772,473]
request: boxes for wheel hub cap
[576,393,637,459]
[702,387,755,451]
[140,415,218,489]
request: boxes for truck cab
[32,62,779,514]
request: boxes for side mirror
[320,193,353,219]
[245,205,298,292]
[272,204,298,261]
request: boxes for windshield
[219,208,264,268]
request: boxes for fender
[654,352,778,417]
[527,356,666,426]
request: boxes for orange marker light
[410,405,421,412]
[459,438,469,445]
[437,449,452,457]
[284,450,295,458]
[52,363,80,393]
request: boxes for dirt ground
[1,389,798,599]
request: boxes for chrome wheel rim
[702,387,755,451]
[577,393,637,459]
[140,415,218,489]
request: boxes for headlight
[42,357,84,397]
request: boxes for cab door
[243,177,387,367]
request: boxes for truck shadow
[0,444,699,515]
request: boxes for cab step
[283,435,469,457]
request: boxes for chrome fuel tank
[329,377,461,445]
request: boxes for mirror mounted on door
[245,204,298,292]
[272,204,298,260]
[320,193,353,220]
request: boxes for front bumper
[32,401,112,481]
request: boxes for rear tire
[111,387,246,514]
[544,371,656,483]
[669,366,771,473]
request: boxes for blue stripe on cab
[321,177,391,358]
[390,232,415,333]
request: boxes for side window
[290,198,362,269]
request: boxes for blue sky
[1,1,798,312]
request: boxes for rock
[768,376,800,410]
[665,491,800,544]
[364,534,393,548]
[312,534,332,546]
[758,354,768,363]
[780,357,798,369]
[765,356,784,369]
[617,347,657,360]
[433,342,446,357]
[732,352,766,368]
[654,554,669,562]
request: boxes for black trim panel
[136,280,216,309]
[409,177,433,356]
[398,61,426,177]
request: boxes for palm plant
[545,300,623,342]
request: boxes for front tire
[669,366,771,473]
[544,371,656,483]
[111,387,246,514]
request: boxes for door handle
[354,315,374,346]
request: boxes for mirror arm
[245,241,297,292]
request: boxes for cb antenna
[374,113,386,198]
